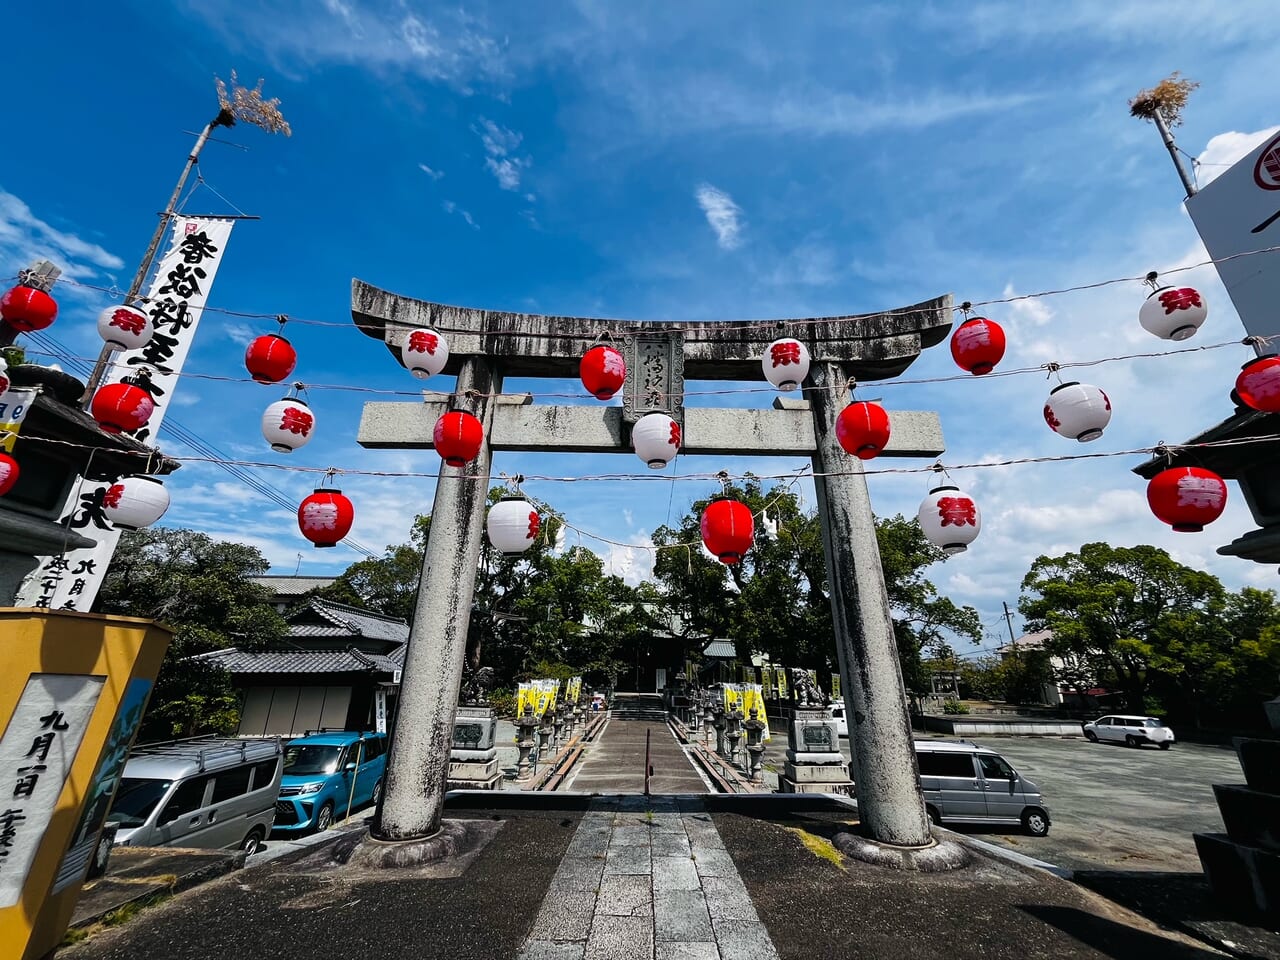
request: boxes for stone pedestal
[447,706,501,790]
[515,710,538,781]
[1195,737,1280,916]
[778,709,854,796]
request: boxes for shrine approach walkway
[567,694,709,794]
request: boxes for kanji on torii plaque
[351,277,953,851]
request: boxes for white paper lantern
[403,327,450,379]
[96,305,153,352]
[917,485,981,555]
[761,338,811,391]
[1139,286,1207,341]
[0,357,9,395]
[487,497,540,554]
[262,398,316,453]
[632,412,681,469]
[1043,382,1111,443]
[102,475,170,530]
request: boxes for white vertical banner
[15,217,236,611]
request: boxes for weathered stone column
[374,357,501,841]
[808,362,932,847]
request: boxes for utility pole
[80,73,291,406]
[1002,601,1018,646]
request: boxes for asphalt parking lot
[898,736,1243,873]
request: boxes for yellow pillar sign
[0,609,171,960]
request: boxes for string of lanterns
[0,271,1256,557]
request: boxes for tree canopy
[94,527,286,740]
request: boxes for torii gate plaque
[352,279,953,850]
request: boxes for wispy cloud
[443,200,479,229]
[1195,126,1280,187]
[475,118,531,191]
[417,163,444,180]
[0,188,124,277]
[695,183,744,249]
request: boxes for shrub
[942,698,970,715]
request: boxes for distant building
[248,574,338,614]
[996,630,1063,706]
[199,597,405,738]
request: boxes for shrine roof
[197,646,401,676]
[1131,407,1280,480]
[351,279,953,382]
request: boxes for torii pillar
[352,280,952,849]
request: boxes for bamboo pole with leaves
[1129,72,1200,198]
[81,73,291,404]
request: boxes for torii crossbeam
[352,278,953,850]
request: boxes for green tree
[1020,542,1224,715]
[94,527,287,740]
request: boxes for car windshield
[284,744,343,776]
[108,777,173,827]
[1143,719,1163,728]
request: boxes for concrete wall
[920,714,1084,737]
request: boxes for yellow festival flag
[831,672,841,700]
[776,668,788,701]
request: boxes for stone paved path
[568,719,708,794]
[518,798,779,960]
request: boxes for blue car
[273,731,387,834]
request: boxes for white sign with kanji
[1186,128,1280,342]
[15,217,235,612]
[0,674,103,908]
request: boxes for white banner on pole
[1186,129,1280,343]
[14,217,236,610]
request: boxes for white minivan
[1082,715,1175,749]
[108,737,284,856]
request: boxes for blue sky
[4,1,1280,651]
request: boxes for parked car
[915,739,1051,836]
[1082,715,1175,749]
[273,731,388,835]
[109,737,284,855]
[827,704,848,738]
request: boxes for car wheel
[926,806,941,827]
[1125,735,1138,748]
[1084,730,1097,742]
[372,778,383,807]
[314,801,335,834]
[1022,809,1050,837]
[241,827,265,857]
[1159,742,1171,750]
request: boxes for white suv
[1082,715,1175,750]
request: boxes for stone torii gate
[351,279,952,851]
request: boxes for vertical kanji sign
[15,217,235,611]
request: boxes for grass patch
[60,892,172,949]
[784,826,846,872]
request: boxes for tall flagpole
[79,73,291,406]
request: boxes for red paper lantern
[245,334,298,384]
[950,317,1006,375]
[580,345,626,400]
[298,488,355,548]
[1147,467,1228,532]
[90,381,154,434]
[0,452,18,496]
[434,411,484,466]
[700,497,754,565]
[836,401,891,459]
[1236,354,1280,413]
[0,285,57,333]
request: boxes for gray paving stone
[690,846,737,877]
[683,820,726,851]
[597,875,653,917]
[531,887,597,941]
[586,914,653,960]
[651,831,691,857]
[554,855,607,889]
[610,824,652,846]
[652,855,701,892]
[566,828,612,858]
[521,941,587,960]
[700,875,759,921]
[657,944,720,960]
[712,918,779,960]
[603,844,652,875]
[655,889,714,942]
[648,814,687,833]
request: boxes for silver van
[915,739,1051,837]
[107,737,284,855]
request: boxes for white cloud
[418,163,444,180]
[695,183,744,250]
[0,188,124,279]
[475,118,531,191]
[442,200,479,230]
[1195,126,1280,187]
